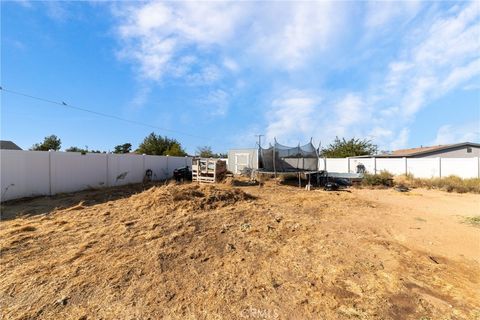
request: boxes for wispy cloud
[250,2,348,70]
[111,1,480,148]
[433,122,480,145]
[203,89,230,117]
[113,2,246,82]
[113,1,350,81]
[265,90,320,144]
[346,1,480,149]
[364,1,422,29]
[392,2,480,117]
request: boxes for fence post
[166,155,169,179]
[48,150,53,196]
[347,157,350,173]
[404,157,407,176]
[105,153,110,187]
[438,157,442,179]
[478,157,480,179]
[142,154,146,176]
[373,157,377,174]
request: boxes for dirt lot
[1,182,479,320]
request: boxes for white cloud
[390,128,410,150]
[223,58,239,73]
[433,122,480,145]
[265,90,320,144]
[365,1,422,29]
[368,127,393,140]
[186,65,222,86]
[250,2,346,70]
[113,1,348,82]
[203,89,230,117]
[114,1,246,81]
[13,0,32,8]
[385,2,480,117]
[44,1,69,22]
[110,1,479,149]
[334,94,366,137]
[355,2,480,148]
[130,86,151,110]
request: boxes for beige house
[375,142,480,158]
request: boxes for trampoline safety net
[259,140,319,172]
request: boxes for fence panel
[145,155,168,180]
[51,152,108,194]
[349,158,375,173]
[407,158,440,178]
[376,158,406,175]
[2,150,478,202]
[1,150,50,201]
[325,158,349,172]
[107,154,145,186]
[441,158,479,179]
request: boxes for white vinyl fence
[319,157,480,179]
[1,150,191,202]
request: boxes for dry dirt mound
[131,183,256,211]
[0,184,479,319]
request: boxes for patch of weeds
[464,215,480,227]
[241,223,251,232]
[362,171,394,187]
[394,175,480,194]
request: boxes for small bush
[362,171,394,187]
[394,175,480,194]
[464,215,480,226]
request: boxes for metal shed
[227,148,258,174]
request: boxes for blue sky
[1,1,479,154]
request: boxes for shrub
[464,216,480,226]
[393,175,480,194]
[362,171,394,187]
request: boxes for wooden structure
[192,158,227,183]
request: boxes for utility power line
[0,86,211,141]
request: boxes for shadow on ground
[0,182,171,221]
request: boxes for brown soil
[1,182,479,319]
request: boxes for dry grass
[1,183,479,319]
[394,174,480,194]
[361,171,394,187]
[464,215,480,227]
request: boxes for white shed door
[235,153,250,174]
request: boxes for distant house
[0,140,22,150]
[373,142,480,158]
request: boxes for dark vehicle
[173,166,192,182]
[311,171,353,188]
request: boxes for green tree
[136,132,187,156]
[31,135,61,151]
[165,143,187,156]
[65,146,88,153]
[114,143,132,154]
[66,146,103,153]
[195,146,227,158]
[196,146,214,158]
[321,137,377,158]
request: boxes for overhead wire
[0,86,212,141]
